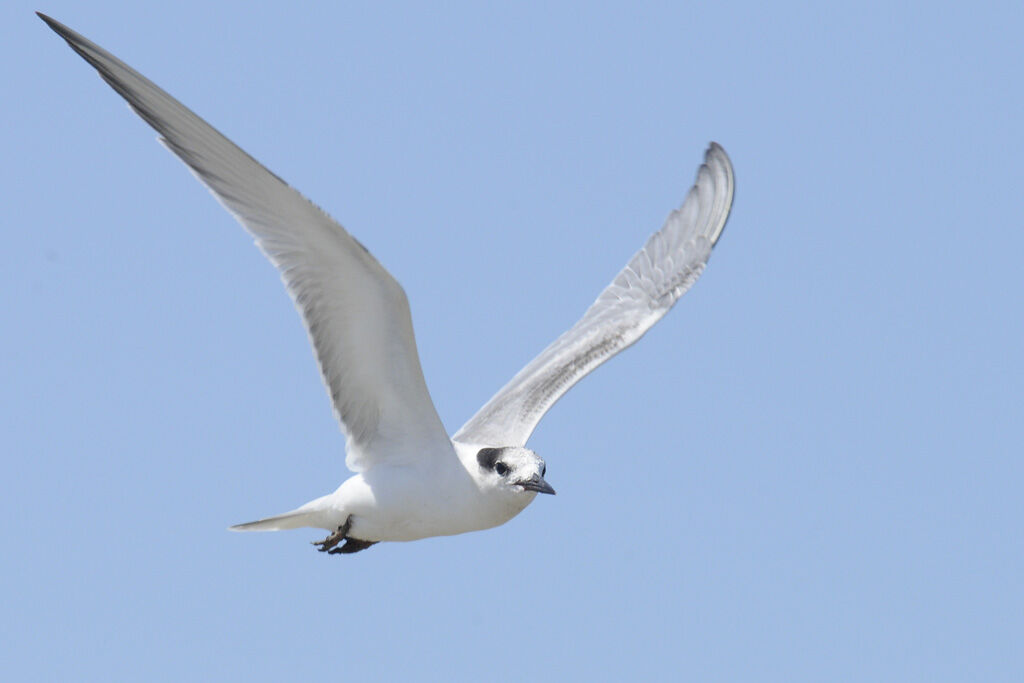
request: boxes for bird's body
[40,13,734,554]
[263,443,542,546]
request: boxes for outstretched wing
[40,14,450,471]
[455,143,734,447]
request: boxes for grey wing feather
[454,143,734,447]
[40,14,450,471]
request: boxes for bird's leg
[312,516,352,553]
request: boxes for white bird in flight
[41,13,735,555]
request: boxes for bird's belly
[341,469,525,543]
[349,496,512,542]
[351,513,480,543]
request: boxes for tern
[40,13,735,555]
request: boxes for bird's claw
[312,517,351,552]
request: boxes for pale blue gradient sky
[3,1,1022,680]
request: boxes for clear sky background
[3,1,1021,680]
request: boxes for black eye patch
[476,447,504,471]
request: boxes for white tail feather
[228,494,338,532]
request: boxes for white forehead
[502,447,543,469]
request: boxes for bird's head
[475,446,555,499]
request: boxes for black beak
[517,473,556,495]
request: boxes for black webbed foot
[311,516,378,555]
[327,538,378,555]
[312,516,351,552]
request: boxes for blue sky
[3,1,1022,680]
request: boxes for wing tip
[37,12,72,39]
[700,141,735,247]
[703,141,733,184]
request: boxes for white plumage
[41,13,735,554]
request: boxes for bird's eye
[495,462,509,476]
[541,464,546,477]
